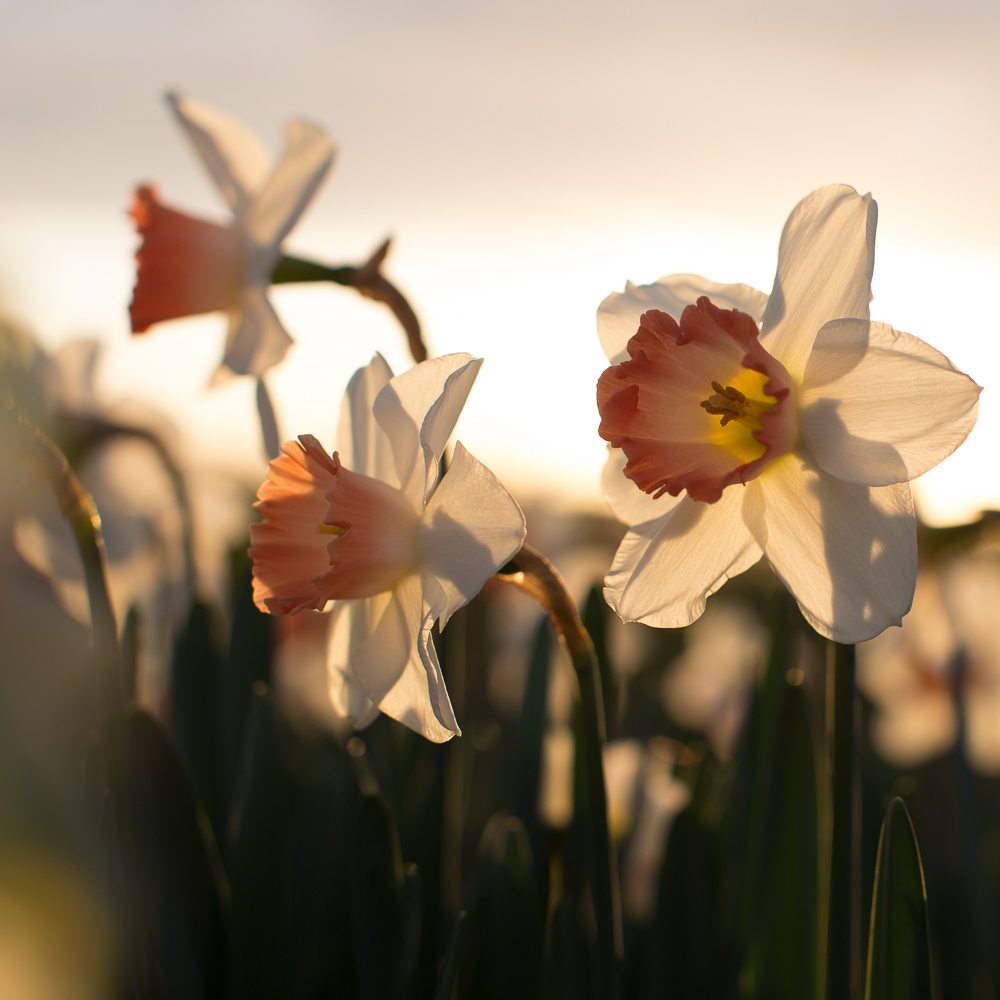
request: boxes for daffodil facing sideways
[597,185,981,643]
[249,353,527,742]
[130,93,335,381]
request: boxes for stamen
[700,381,768,429]
[316,523,347,536]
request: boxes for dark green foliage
[864,798,934,1000]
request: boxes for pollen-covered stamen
[700,381,770,428]
[316,523,347,536]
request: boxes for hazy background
[3,0,997,524]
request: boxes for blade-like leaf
[865,797,934,1000]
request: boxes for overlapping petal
[166,92,271,218]
[215,285,293,383]
[598,274,768,363]
[604,488,763,628]
[336,354,395,481]
[419,442,527,628]
[746,453,916,642]
[800,319,981,485]
[347,574,460,742]
[243,120,336,252]
[373,353,482,507]
[760,185,876,381]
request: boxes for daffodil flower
[597,185,981,643]
[249,353,526,742]
[130,93,335,381]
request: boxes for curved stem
[271,238,428,365]
[10,407,122,723]
[497,543,623,1000]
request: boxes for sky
[2,0,999,525]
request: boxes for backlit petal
[374,353,482,508]
[598,274,768,363]
[214,285,292,380]
[800,319,981,485]
[604,489,762,628]
[760,185,876,381]
[601,446,684,526]
[336,354,396,482]
[326,600,381,729]
[243,119,336,251]
[349,575,460,742]
[419,442,526,629]
[748,452,915,642]
[166,92,271,219]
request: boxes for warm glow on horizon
[2,0,997,527]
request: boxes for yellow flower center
[316,523,347,536]
[700,368,776,464]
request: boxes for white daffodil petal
[800,319,981,486]
[166,92,271,219]
[749,453,916,643]
[244,120,336,249]
[598,274,768,363]
[336,354,396,483]
[213,285,292,381]
[350,575,460,743]
[760,185,876,382]
[419,442,526,629]
[374,353,481,507]
[601,446,684,527]
[326,600,380,729]
[604,490,762,628]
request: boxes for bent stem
[271,238,428,365]
[497,543,623,1000]
[823,640,861,1000]
[9,408,122,723]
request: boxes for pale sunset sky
[2,0,998,525]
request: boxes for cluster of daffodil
[131,93,980,749]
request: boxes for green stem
[270,242,428,365]
[11,408,122,723]
[824,641,861,1000]
[498,544,623,1000]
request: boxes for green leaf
[225,685,295,1000]
[351,791,407,1000]
[865,797,934,1000]
[108,708,227,1000]
[458,814,544,1000]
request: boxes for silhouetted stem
[497,543,623,1000]
[824,640,861,1000]
[271,239,428,365]
[11,408,122,723]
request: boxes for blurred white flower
[859,547,1000,772]
[130,93,335,381]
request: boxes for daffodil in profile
[597,185,981,643]
[130,93,335,381]
[249,353,526,742]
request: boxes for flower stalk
[497,542,623,1000]
[271,239,428,364]
[9,407,122,723]
[823,640,861,1000]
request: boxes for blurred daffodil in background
[130,93,335,382]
